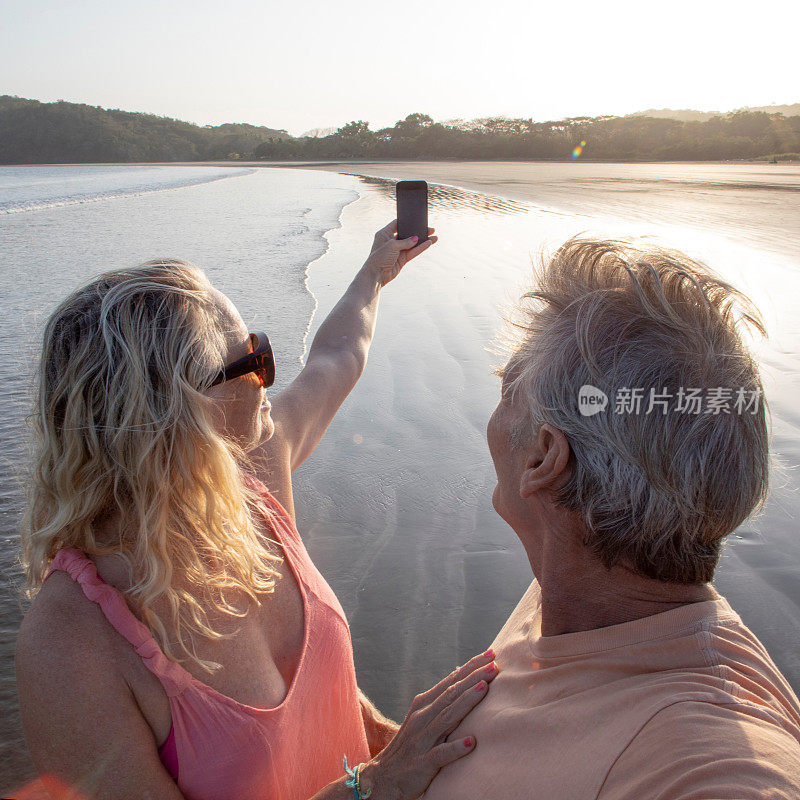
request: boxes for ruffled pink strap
[46,548,190,696]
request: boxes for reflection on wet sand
[307,161,800,257]
[344,174,535,217]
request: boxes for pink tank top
[45,474,370,800]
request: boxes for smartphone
[396,180,428,243]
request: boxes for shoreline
[297,183,361,363]
[0,166,256,215]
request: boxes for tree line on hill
[0,95,289,163]
[628,104,800,122]
[255,112,800,162]
[1,96,798,164]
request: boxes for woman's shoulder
[15,569,122,688]
[242,470,280,505]
[14,572,175,795]
[18,568,118,650]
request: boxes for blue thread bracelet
[343,755,373,799]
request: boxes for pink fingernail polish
[485,663,496,675]
[463,737,474,748]
[483,648,495,659]
[475,680,487,691]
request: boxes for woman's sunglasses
[210,331,275,389]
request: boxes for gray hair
[502,236,771,583]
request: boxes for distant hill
[629,103,800,122]
[0,96,290,164]
[3,96,799,163]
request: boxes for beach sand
[290,169,800,719]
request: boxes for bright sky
[1,0,797,136]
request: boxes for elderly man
[423,237,800,798]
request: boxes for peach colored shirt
[423,579,800,799]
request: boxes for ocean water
[0,165,360,789]
[0,165,255,214]
[1,163,799,793]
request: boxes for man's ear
[520,424,571,498]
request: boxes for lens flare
[571,140,587,160]
[11,775,91,799]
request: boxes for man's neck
[538,574,720,637]
[528,522,721,637]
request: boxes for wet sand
[281,160,800,259]
[291,171,800,719]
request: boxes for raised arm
[251,221,436,512]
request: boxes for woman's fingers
[395,226,437,245]
[428,735,477,770]
[408,236,437,257]
[367,223,437,282]
[412,649,495,710]
[426,665,496,742]
[394,235,421,250]
[431,672,497,741]
[396,236,438,263]
[376,220,436,245]
[371,220,398,250]
[367,652,496,799]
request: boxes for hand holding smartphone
[396,181,429,243]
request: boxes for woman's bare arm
[251,222,437,513]
[359,688,401,757]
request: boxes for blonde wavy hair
[21,259,282,672]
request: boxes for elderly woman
[14,221,498,800]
